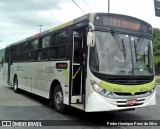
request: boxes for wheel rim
[14,81,17,91]
[55,91,63,110]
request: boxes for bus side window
[5,48,9,63]
[50,33,59,59]
[50,29,69,60]
[58,44,67,59]
[29,39,38,61]
[21,42,29,62]
[51,46,58,59]
[14,45,21,62]
[38,36,50,60]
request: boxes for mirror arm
[89,22,94,32]
[87,23,95,47]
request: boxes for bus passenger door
[71,31,86,107]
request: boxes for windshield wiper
[111,29,126,61]
[136,37,143,51]
[134,37,143,61]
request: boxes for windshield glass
[89,31,154,75]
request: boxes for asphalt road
[0,71,160,129]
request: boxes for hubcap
[14,81,17,91]
[55,91,63,110]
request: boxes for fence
[155,67,160,75]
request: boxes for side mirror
[87,32,95,47]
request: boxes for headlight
[148,88,155,95]
[90,80,113,98]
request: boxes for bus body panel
[3,63,9,83]
[5,61,70,105]
[49,61,70,104]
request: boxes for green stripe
[49,21,73,32]
[63,70,69,83]
[99,80,155,95]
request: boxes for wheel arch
[49,79,61,99]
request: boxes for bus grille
[91,71,154,85]
[117,103,143,107]
[108,78,153,85]
[114,91,148,96]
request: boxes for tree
[0,56,4,65]
[153,28,160,67]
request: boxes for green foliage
[0,56,4,65]
[156,78,160,83]
[153,28,160,67]
[154,56,160,66]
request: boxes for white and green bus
[3,13,156,113]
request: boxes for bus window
[58,44,68,59]
[59,29,69,44]
[14,45,21,62]
[38,36,50,60]
[29,39,38,61]
[51,33,59,45]
[21,42,28,62]
[42,36,50,48]
[30,40,38,50]
[5,48,9,63]
[51,46,59,59]
[50,29,69,60]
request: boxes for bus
[3,13,156,113]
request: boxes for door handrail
[72,67,81,80]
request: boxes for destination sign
[94,14,152,33]
[106,17,140,31]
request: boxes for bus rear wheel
[13,77,19,93]
[53,84,66,113]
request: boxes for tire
[13,77,19,93]
[53,84,66,113]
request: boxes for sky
[0,0,159,49]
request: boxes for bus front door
[71,31,84,106]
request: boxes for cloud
[0,0,61,27]
[0,0,64,49]
[0,0,60,12]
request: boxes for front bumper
[85,89,156,112]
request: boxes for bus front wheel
[53,84,66,113]
[13,77,19,93]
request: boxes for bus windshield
[89,31,154,76]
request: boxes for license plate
[127,99,137,105]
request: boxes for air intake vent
[91,71,154,85]
[107,77,154,85]
[117,103,143,107]
[114,92,147,96]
